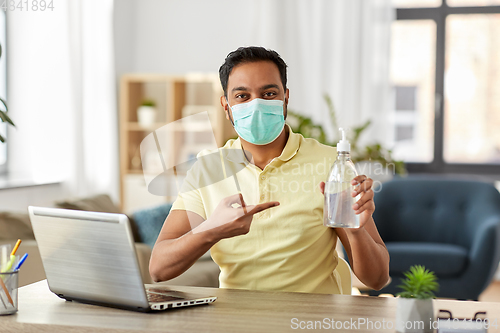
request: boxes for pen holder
[0,271,18,315]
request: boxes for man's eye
[236,94,247,99]
[263,92,277,97]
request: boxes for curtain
[66,0,119,202]
[250,0,394,145]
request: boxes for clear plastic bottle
[324,128,361,228]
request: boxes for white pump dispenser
[337,128,350,152]
[323,128,360,228]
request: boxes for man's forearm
[345,222,390,290]
[149,230,219,282]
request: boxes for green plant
[396,265,439,299]
[141,99,156,107]
[0,43,15,143]
[286,93,406,175]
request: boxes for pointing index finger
[246,201,280,216]
[239,193,247,214]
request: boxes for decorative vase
[137,106,157,127]
[395,298,434,333]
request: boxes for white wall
[113,0,137,80]
[114,0,257,75]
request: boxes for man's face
[221,60,289,122]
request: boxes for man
[149,46,389,294]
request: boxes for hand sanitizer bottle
[324,128,360,228]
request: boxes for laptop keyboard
[147,292,184,303]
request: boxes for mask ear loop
[225,97,235,126]
[283,95,287,120]
[225,97,252,164]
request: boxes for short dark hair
[219,46,287,97]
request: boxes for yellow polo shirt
[171,125,341,294]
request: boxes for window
[394,86,418,142]
[0,10,6,174]
[390,0,500,173]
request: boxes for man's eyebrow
[260,84,280,91]
[231,86,248,93]
[230,84,281,93]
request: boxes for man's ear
[283,89,289,120]
[220,95,230,120]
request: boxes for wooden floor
[479,281,500,302]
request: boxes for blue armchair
[370,177,500,300]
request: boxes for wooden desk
[3,280,500,332]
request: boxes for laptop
[28,206,217,312]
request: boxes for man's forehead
[227,60,282,89]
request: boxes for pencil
[0,276,13,305]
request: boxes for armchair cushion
[132,203,172,249]
[387,242,468,277]
[0,212,35,241]
[55,194,121,214]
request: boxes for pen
[13,253,28,271]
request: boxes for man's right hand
[149,193,278,282]
[193,193,279,240]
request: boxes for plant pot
[137,106,157,127]
[395,298,434,333]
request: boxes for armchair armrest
[465,215,500,294]
[469,215,500,261]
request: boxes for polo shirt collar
[224,124,300,164]
[278,124,300,162]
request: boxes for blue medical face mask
[227,98,285,145]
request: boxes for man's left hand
[350,175,375,228]
[319,175,375,229]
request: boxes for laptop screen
[29,206,149,309]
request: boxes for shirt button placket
[259,172,268,218]
[259,173,265,203]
